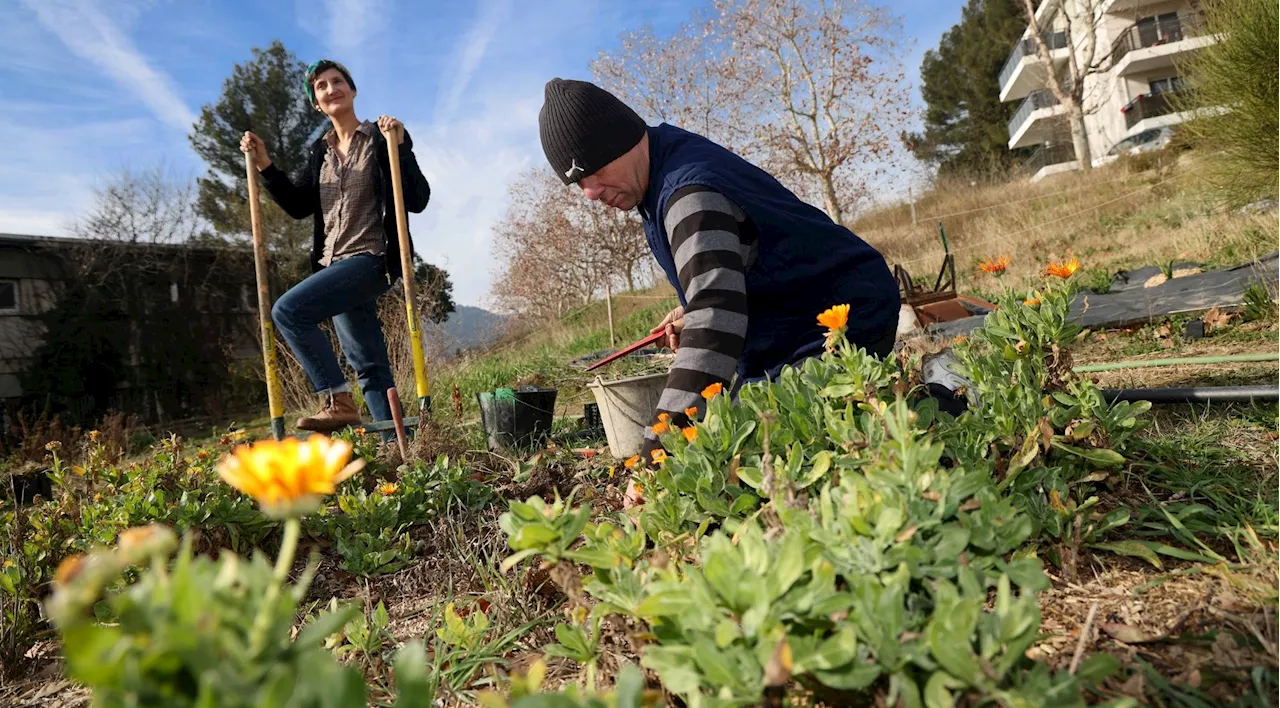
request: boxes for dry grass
[852,151,1278,299]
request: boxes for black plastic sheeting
[928,251,1280,339]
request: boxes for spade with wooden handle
[382,123,431,459]
[245,152,286,441]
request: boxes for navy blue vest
[639,123,900,380]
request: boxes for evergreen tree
[907,0,1030,177]
[188,40,325,281]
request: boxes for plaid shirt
[318,120,385,266]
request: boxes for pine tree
[188,40,324,281]
[907,0,1030,177]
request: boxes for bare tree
[591,13,739,151]
[593,0,911,225]
[1021,0,1110,170]
[490,169,650,318]
[717,0,911,223]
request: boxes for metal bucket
[586,372,667,459]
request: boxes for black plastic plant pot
[476,387,558,453]
[10,470,53,506]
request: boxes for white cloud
[432,0,513,126]
[18,0,196,132]
[321,0,389,56]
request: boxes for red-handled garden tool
[584,317,682,372]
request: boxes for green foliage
[188,40,322,278]
[1171,0,1279,207]
[1242,279,1277,322]
[499,271,1154,705]
[907,0,1032,176]
[53,533,374,708]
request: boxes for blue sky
[0,0,965,309]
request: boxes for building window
[1136,12,1182,47]
[1149,76,1184,95]
[0,280,17,313]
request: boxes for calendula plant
[500,266,1146,707]
[938,260,1153,580]
[40,435,422,708]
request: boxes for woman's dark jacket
[258,127,431,283]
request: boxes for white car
[1107,126,1176,156]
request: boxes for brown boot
[296,391,362,433]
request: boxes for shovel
[382,123,432,459]
[245,152,287,441]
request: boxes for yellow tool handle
[382,126,431,403]
[245,152,285,428]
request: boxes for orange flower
[378,482,400,496]
[977,255,1010,276]
[650,449,668,465]
[216,434,365,518]
[684,406,700,419]
[1024,297,1041,307]
[657,413,670,423]
[817,304,850,331]
[651,421,669,436]
[702,382,724,400]
[54,554,86,587]
[1043,258,1080,279]
[951,335,968,345]
[624,455,641,469]
[682,427,698,443]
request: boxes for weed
[1242,280,1277,322]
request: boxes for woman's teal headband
[304,59,356,105]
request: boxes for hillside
[434,305,510,357]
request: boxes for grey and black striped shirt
[642,185,758,454]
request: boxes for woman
[240,59,431,437]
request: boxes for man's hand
[623,478,645,509]
[377,115,404,144]
[651,306,685,352]
[240,131,272,171]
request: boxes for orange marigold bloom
[817,304,850,331]
[54,554,86,587]
[1044,258,1081,279]
[624,455,641,469]
[650,449,668,465]
[216,434,365,518]
[378,482,400,496]
[657,412,670,423]
[684,406,700,418]
[702,382,724,400]
[977,255,1010,275]
[682,427,698,443]
[1024,297,1041,307]
[651,421,669,436]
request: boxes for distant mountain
[433,305,509,357]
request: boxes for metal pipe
[1075,352,1278,373]
[1102,384,1279,404]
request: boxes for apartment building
[999,0,1218,182]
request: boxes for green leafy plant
[1243,279,1277,322]
[498,265,1147,706]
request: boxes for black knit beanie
[539,78,648,185]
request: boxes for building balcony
[1007,88,1071,149]
[998,30,1069,103]
[1100,0,1169,14]
[1121,89,1201,135]
[1111,12,1215,76]
[1022,143,1079,183]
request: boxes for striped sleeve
[641,184,754,457]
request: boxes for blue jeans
[271,254,399,433]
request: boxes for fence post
[605,280,615,347]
